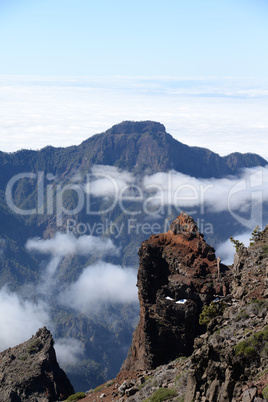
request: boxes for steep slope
[0,327,74,401]
[82,217,268,402]
[0,121,266,186]
[80,121,267,177]
[122,213,230,371]
[0,121,267,391]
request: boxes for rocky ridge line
[81,214,268,402]
[0,327,74,402]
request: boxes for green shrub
[263,385,268,398]
[27,339,42,354]
[66,392,86,401]
[144,387,177,402]
[262,245,268,254]
[199,301,225,326]
[235,326,268,357]
[19,355,28,361]
[230,236,244,252]
[237,308,249,321]
[250,226,261,246]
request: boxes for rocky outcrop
[0,327,74,402]
[184,300,268,402]
[81,217,268,402]
[122,213,230,371]
[232,227,268,301]
[183,226,268,402]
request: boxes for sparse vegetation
[19,355,28,361]
[65,392,86,401]
[138,375,153,390]
[235,325,268,357]
[27,339,42,354]
[255,367,268,380]
[237,307,249,320]
[262,245,268,254]
[144,387,177,402]
[230,236,244,252]
[250,226,261,246]
[199,301,226,326]
[262,385,268,399]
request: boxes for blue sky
[0,0,268,156]
[1,0,268,77]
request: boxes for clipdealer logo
[228,169,264,229]
[5,171,213,222]
[4,168,266,231]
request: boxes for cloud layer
[54,337,85,369]
[0,287,50,351]
[216,232,252,265]
[58,262,138,313]
[26,232,118,258]
[1,75,268,159]
[85,164,268,231]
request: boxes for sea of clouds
[1,75,268,159]
[0,232,138,369]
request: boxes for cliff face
[122,213,230,371]
[82,216,268,402]
[0,327,74,402]
[184,231,268,402]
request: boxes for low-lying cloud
[0,287,50,351]
[54,337,85,368]
[85,164,268,230]
[216,232,252,265]
[59,262,138,313]
[87,165,136,197]
[26,232,118,258]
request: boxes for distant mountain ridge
[0,120,267,392]
[0,121,266,182]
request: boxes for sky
[0,0,268,371]
[0,0,268,156]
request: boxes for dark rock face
[122,213,230,371]
[0,327,74,402]
[183,227,268,402]
[83,220,268,402]
[232,228,268,301]
[81,121,267,177]
[1,121,266,183]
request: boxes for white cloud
[216,232,252,265]
[86,165,136,197]
[58,262,138,313]
[0,75,268,159]
[142,166,268,229]
[0,287,50,351]
[55,337,85,368]
[26,232,118,258]
[84,164,268,230]
[26,233,120,299]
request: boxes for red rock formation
[122,213,230,371]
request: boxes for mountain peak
[0,326,74,401]
[122,213,230,371]
[106,120,166,135]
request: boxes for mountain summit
[81,120,267,177]
[0,121,266,180]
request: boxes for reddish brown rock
[122,213,230,371]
